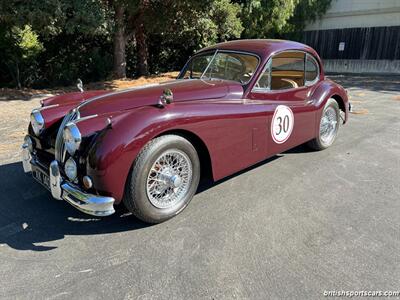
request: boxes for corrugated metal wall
[302,26,400,60]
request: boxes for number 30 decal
[271,105,294,144]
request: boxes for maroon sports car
[22,39,349,223]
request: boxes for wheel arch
[330,94,348,124]
[331,94,345,113]
[155,129,214,183]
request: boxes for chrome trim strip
[37,104,60,111]
[73,114,98,124]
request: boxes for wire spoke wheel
[146,149,193,209]
[320,106,338,145]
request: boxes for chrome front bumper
[22,143,115,217]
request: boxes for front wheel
[123,135,200,224]
[307,98,340,150]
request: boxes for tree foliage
[238,0,299,38]
[0,0,331,88]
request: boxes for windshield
[179,51,259,85]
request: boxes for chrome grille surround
[55,109,79,162]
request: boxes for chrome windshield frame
[177,50,261,85]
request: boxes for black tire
[307,98,340,150]
[123,135,200,224]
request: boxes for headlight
[64,157,77,181]
[63,123,81,155]
[30,109,45,136]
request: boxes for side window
[253,51,306,92]
[270,52,305,90]
[305,54,319,85]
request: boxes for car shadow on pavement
[196,142,314,193]
[0,162,150,252]
[197,155,281,193]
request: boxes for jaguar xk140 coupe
[22,39,349,223]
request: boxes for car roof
[197,39,318,59]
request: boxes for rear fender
[311,80,349,129]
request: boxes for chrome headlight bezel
[63,122,82,156]
[64,157,78,181]
[30,109,45,136]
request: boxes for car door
[248,50,320,156]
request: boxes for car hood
[44,79,243,118]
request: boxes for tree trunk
[135,0,149,76]
[15,61,21,89]
[113,5,127,79]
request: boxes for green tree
[284,0,332,39]
[237,0,299,38]
[0,25,44,88]
[0,0,110,87]
[236,0,331,38]
[108,0,243,78]
[144,0,243,74]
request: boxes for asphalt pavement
[0,75,399,299]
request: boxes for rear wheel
[308,98,340,150]
[123,135,200,223]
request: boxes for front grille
[55,110,79,162]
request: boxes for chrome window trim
[305,53,320,86]
[251,50,320,94]
[252,58,272,93]
[178,49,261,85]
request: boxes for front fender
[86,106,181,203]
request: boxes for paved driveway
[0,76,399,299]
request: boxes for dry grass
[0,72,179,100]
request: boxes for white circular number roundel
[271,105,294,144]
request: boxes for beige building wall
[306,0,400,30]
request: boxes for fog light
[24,135,34,153]
[82,175,93,189]
[64,157,77,181]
